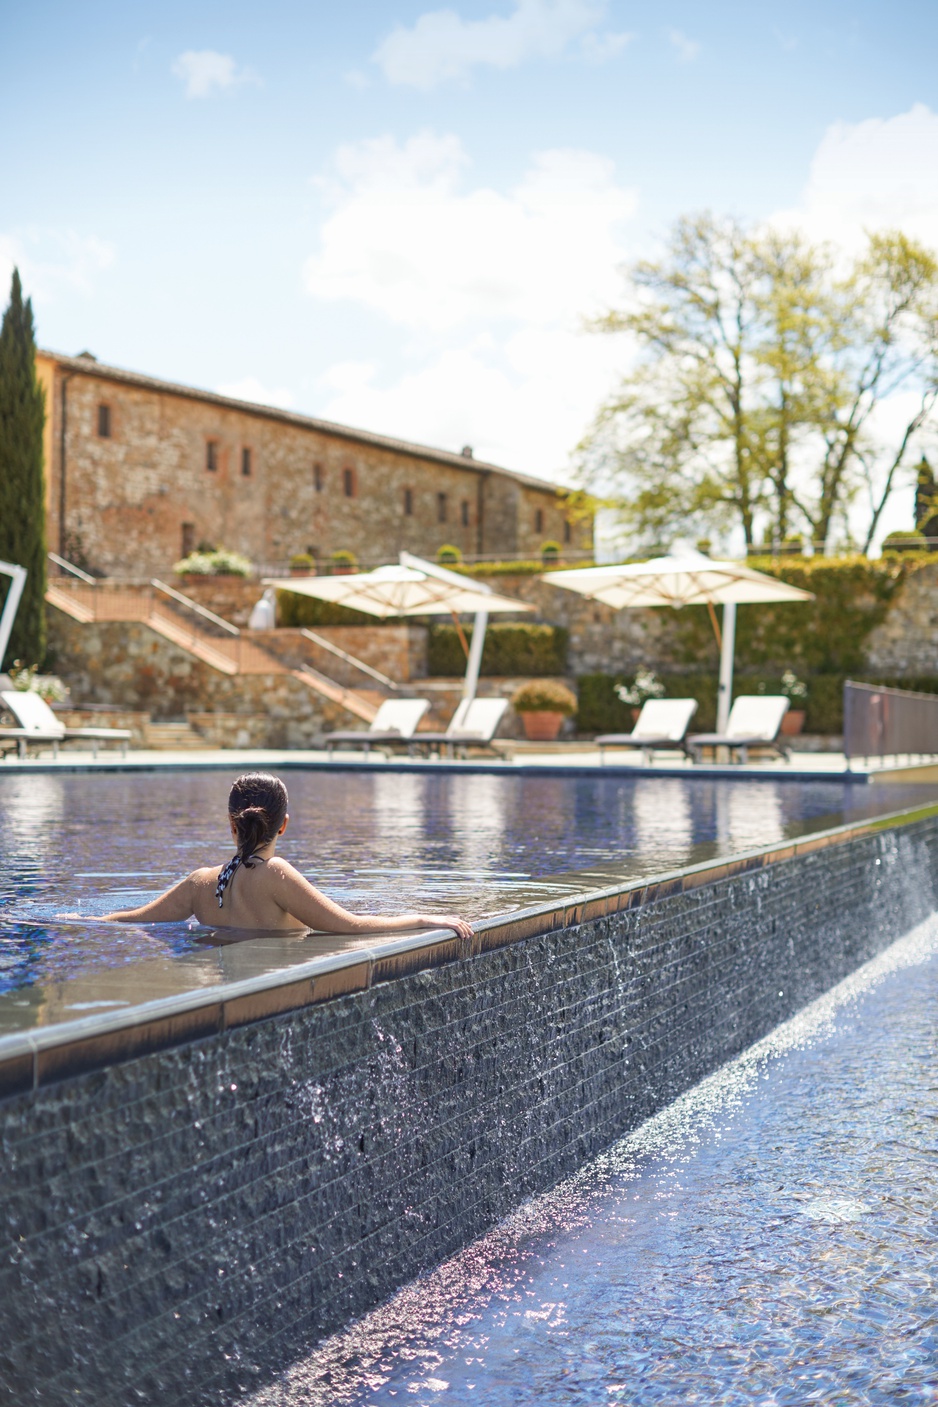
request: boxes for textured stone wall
[864,558,938,675]
[37,356,588,578]
[47,612,351,739]
[1,818,934,1406]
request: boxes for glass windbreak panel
[0,770,935,1034]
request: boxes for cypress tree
[0,269,46,668]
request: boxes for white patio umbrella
[265,551,533,703]
[543,551,813,731]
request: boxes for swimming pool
[0,769,935,1021]
[247,919,938,1407]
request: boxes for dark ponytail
[228,772,288,866]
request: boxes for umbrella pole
[716,602,736,734]
[463,609,488,703]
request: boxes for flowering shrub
[173,549,252,577]
[615,668,665,707]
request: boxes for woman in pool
[104,771,473,940]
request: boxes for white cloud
[778,103,938,251]
[305,131,636,332]
[305,131,634,475]
[373,0,626,89]
[0,229,115,305]
[667,29,699,63]
[215,376,295,410]
[171,50,258,99]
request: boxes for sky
[4,0,938,546]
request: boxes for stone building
[36,351,591,578]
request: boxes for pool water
[0,770,935,1001]
[248,919,938,1407]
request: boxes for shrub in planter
[437,544,462,564]
[331,549,357,574]
[540,539,562,564]
[173,549,252,578]
[511,678,577,740]
[289,552,316,575]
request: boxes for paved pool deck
[1,744,937,783]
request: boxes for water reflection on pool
[0,769,934,999]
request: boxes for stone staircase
[142,719,209,751]
[46,578,383,723]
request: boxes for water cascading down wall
[1,807,935,1405]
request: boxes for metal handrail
[47,551,96,584]
[299,628,400,690]
[150,579,240,636]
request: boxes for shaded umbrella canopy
[544,551,814,736]
[263,563,534,617]
[541,552,813,609]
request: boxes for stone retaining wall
[1,813,934,1405]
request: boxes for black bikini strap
[215,850,266,908]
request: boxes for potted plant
[540,539,562,566]
[331,549,358,575]
[511,679,577,741]
[289,552,316,577]
[614,667,665,723]
[779,670,808,734]
[437,544,463,565]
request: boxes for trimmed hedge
[669,555,926,675]
[576,671,938,735]
[276,591,374,628]
[428,622,568,677]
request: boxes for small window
[97,404,111,438]
[563,519,572,544]
[404,488,414,516]
[206,440,219,472]
[461,499,470,527]
[437,492,447,524]
[535,508,544,534]
[343,467,356,498]
[313,463,324,493]
[181,522,195,557]
[241,447,252,477]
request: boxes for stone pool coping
[0,747,920,782]
[2,796,936,1102]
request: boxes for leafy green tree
[0,269,46,667]
[580,216,938,554]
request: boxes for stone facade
[0,817,932,1405]
[36,352,591,578]
[864,559,938,675]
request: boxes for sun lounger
[596,698,698,764]
[687,695,791,764]
[0,690,132,759]
[324,698,430,754]
[407,697,509,756]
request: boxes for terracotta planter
[521,710,566,741]
[290,567,313,577]
[780,709,805,736]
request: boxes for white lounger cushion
[453,697,508,740]
[367,698,430,737]
[631,698,698,741]
[1,691,65,735]
[722,695,789,740]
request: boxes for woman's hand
[416,914,474,941]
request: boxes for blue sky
[4,0,938,538]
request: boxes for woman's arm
[270,861,473,941]
[103,876,195,924]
